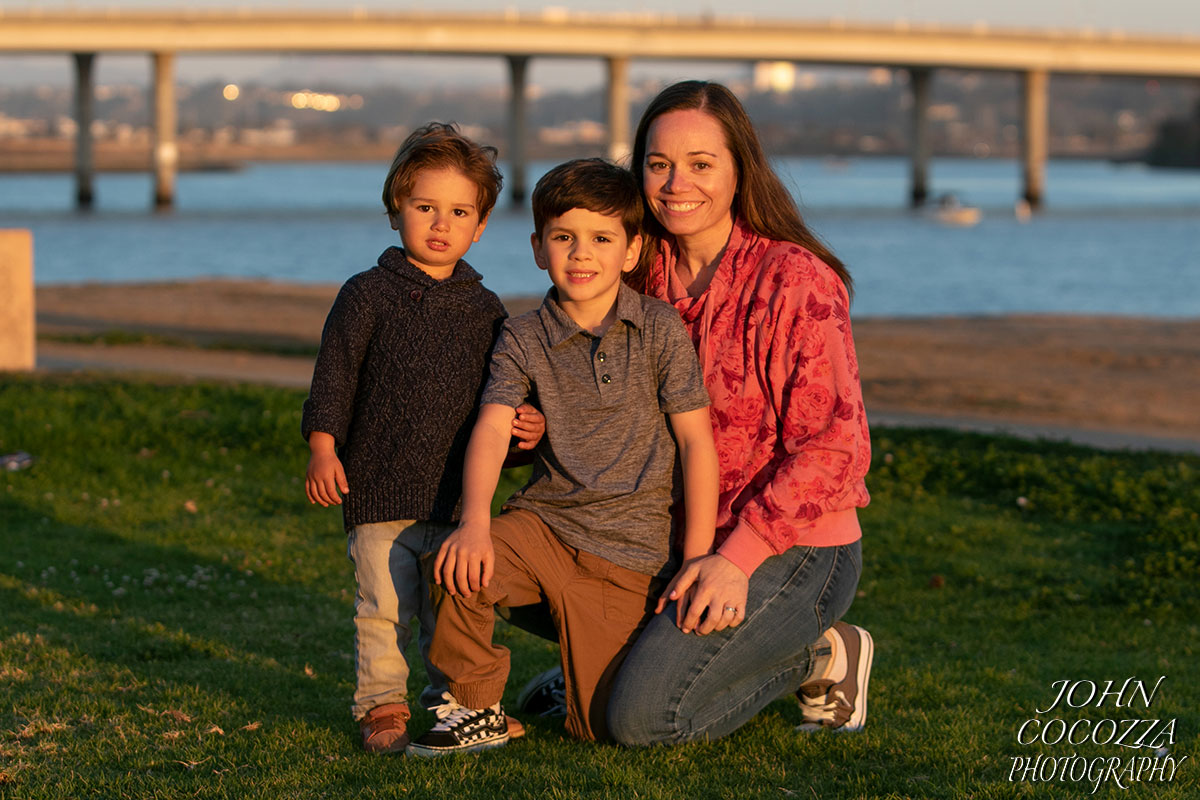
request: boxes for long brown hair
[626,80,852,298]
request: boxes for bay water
[3,156,1198,318]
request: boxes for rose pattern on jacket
[651,219,870,555]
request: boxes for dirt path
[33,281,1200,449]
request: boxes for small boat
[931,193,981,227]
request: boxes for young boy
[302,122,539,754]
[407,159,719,756]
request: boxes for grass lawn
[2,375,1197,799]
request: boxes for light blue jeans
[346,519,452,720]
[606,540,862,745]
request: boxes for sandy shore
[31,279,1200,450]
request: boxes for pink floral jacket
[649,219,871,577]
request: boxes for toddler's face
[390,167,488,280]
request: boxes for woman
[604,80,873,745]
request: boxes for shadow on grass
[3,497,353,725]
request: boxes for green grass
[1,375,1197,799]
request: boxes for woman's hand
[657,553,749,635]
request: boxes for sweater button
[410,289,422,301]
[597,351,607,362]
[601,374,612,384]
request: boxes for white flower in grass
[1016,496,1029,508]
[112,587,126,597]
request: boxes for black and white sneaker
[516,666,567,718]
[406,701,510,757]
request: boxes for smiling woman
[607,80,873,745]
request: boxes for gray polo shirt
[482,282,710,576]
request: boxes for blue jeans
[606,540,862,745]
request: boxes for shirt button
[597,351,607,362]
[601,374,612,384]
[410,289,422,301]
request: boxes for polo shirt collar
[539,282,646,347]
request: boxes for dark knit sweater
[301,246,507,529]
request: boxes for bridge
[3,7,1199,209]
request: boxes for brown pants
[427,508,661,741]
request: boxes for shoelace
[798,688,851,723]
[429,702,477,732]
[363,707,408,737]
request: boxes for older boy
[407,159,718,756]
[302,122,539,754]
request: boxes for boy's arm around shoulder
[434,402,517,598]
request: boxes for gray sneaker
[796,621,873,732]
[515,666,567,718]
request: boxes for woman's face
[642,108,738,244]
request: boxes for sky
[1,1,1198,89]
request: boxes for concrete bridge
[3,7,1199,209]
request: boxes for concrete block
[0,229,35,372]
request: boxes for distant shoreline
[0,139,1157,174]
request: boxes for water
[3,157,1199,318]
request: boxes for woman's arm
[716,256,870,577]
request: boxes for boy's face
[531,208,642,315]
[389,167,488,280]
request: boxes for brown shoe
[505,715,526,739]
[360,702,411,753]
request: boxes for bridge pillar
[152,52,178,210]
[507,55,530,205]
[909,67,932,208]
[606,56,631,163]
[1021,68,1048,210]
[73,52,96,210]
